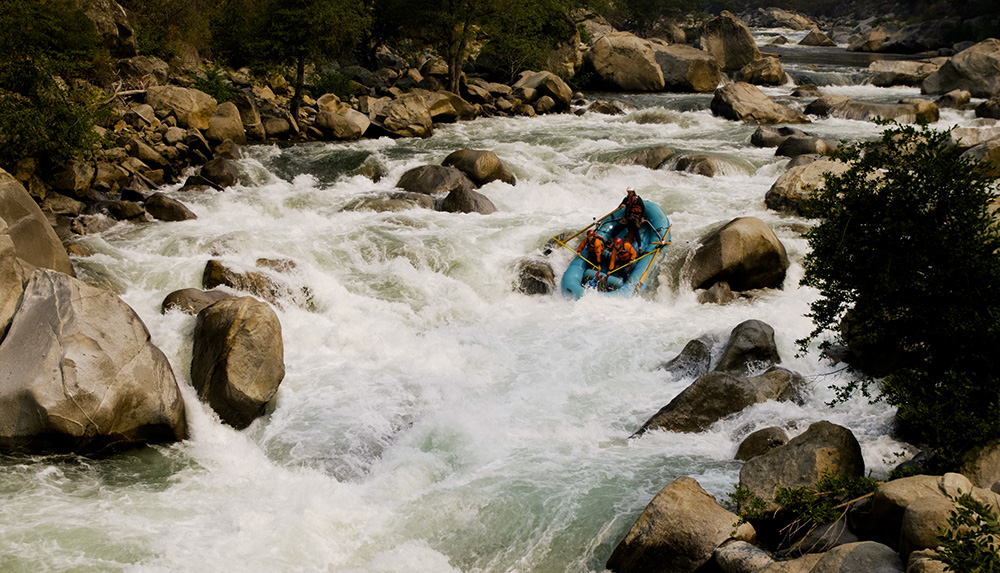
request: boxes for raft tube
[561,202,671,299]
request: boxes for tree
[212,0,367,120]
[406,0,502,93]
[476,0,572,83]
[799,122,1000,467]
[0,0,109,170]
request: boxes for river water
[0,37,984,572]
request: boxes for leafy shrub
[309,69,359,100]
[194,65,237,103]
[936,492,1000,572]
[727,472,878,550]
[0,0,110,170]
[799,122,1000,468]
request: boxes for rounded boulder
[190,297,285,429]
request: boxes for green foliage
[798,122,1000,467]
[936,492,1000,573]
[119,0,215,60]
[477,0,571,82]
[773,472,878,527]
[308,69,359,100]
[0,0,110,170]
[577,23,592,45]
[194,65,237,103]
[727,484,769,525]
[727,472,878,536]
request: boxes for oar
[563,207,619,244]
[552,237,602,271]
[544,207,619,255]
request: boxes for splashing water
[1,65,982,572]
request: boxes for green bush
[936,492,1000,572]
[799,122,1000,468]
[309,69,359,100]
[194,65,237,103]
[0,0,110,170]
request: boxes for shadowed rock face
[698,11,761,72]
[739,421,864,510]
[442,149,517,187]
[607,476,755,573]
[191,297,285,430]
[0,269,187,454]
[0,170,74,276]
[633,367,803,436]
[686,217,790,292]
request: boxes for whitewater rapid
[0,56,982,571]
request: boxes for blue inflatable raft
[559,202,672,299]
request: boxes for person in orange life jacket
[617,187,645,250]
[609,237,637,276]
[577,229,603,266]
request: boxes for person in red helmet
[577,229,603,266]
[616,187,645,250]
[609,237,637,275]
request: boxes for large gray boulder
[849,28,891,52]
[807,542,904,573]
[232,93,265,141]
[607,477,756,573]
[765,158,850,217]
[512,71,573,109]
[145,193,197,222]
[633,367,803,435]
[617,146,676,170]
[202,259,294,305]
[586,32,665,92]
[715,319,781,377]
[0,170,74,276]
[146,86,218,130]
[190,297,285,429]
[397,165,475,195]
[368,93,434,138]
[314,109,371,140]
[805,95,938,124]
[711,83,809,124]
[204,101,247,144]
[869,59,945,87]
[84,0,137,57]
[514,258,555,295]
[922,39,1000,98]
[442,149,517,187]
[686,217,790,291]
[440,187,497,215]
[849,472,1000,551]
[0,269,187,453]
[698,11,762,73]
[799,30,836,47]
[962,138,1000,178]
[739,57,787,86]
[756,8,818,31]
[658,336,713,379]
[739,421,864,509]
[0,220,28,339]
[736,426,789,461]
[161,288,233,315]
[419,90,477,122]
[652,43,722,93]
[961,440,1000,488]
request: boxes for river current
[0,36,983,572]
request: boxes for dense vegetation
[0,0,111,171]
[800,123,1000,469]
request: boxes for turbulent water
[0,38,984,572]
